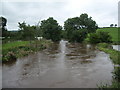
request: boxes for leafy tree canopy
[40,17,62,42]
[64,13,98,42]
[18,21,36,40]
[0,16,8,37]
[0,16,7,27]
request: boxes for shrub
[112,67,120,82]
[87,33,100,43]
[69,29,87,43]
[97,31,112,43]
[87,31,112,44]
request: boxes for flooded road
[2,40,114,88]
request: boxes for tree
[0,17,7,27]
[40,17,62,42]
[35,21,42,37]
[64,13,98,42]
[110,24,114,27]
[115,24,117,27]
[18,22,36,41]
[0,17,8,38]
[70,29,87,42]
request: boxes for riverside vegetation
[97,43,120,88]
[2,39,52,62]
[1,13,120,88]
[88,27,120,88]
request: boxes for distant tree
[18,22,36,41]
[0,16,8,38]
[64,13,98,42]
[115,24,117,27]
[40,17,62,42]
[110,24,114,27]
[0,17,7,27]
[35,21,42,37]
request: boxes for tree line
[0,13,112,43]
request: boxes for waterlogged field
[97,27,119,42]
[2,40,52,62]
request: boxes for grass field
[97,27,119,42]
[2,41,29,51]
[2,40,52,62]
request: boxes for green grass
[97,27,119,42]
[97,43,120,88]
[97,43,120,65]
[2,39,52,62]
[2,41,29,51]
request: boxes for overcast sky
[0,0,119,30]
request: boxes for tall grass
[2,39,52,62]
[2,41,29,51]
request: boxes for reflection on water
[2,40,114,88]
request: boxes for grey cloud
[1,0,119,30]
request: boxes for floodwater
[2,40,114,88]
[112,45,120,51]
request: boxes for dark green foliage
[18,22,36,40]
[115,24,117,27]
[87,33,100,43]
[0,17,7,27]
[97,31,112,43]
[0,16,8,38]
[112,67,120,82]
[2,40,52,62]
[69,29,87,42]
[87,31,112,44]
[64,13,98,42]
[110,24,114,27]
[40,17,62,42]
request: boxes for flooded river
[112,45,120,51]
[2,40,114,88]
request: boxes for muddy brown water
[2,40,114,88]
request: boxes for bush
[97,43,110,48]
[112,67,120,82]
[68,29,87,43]
[2,40,52,62]
[87,31,112,44]
[86,33,100,43]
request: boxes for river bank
[97,43,120,88]
[2,39,52,62]
[97,43,120,65]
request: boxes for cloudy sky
[0,0,119,30]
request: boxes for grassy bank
[2,39,52,62]
[97,43,120,88]
[97,43,120,64]
[97,27,120,44]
